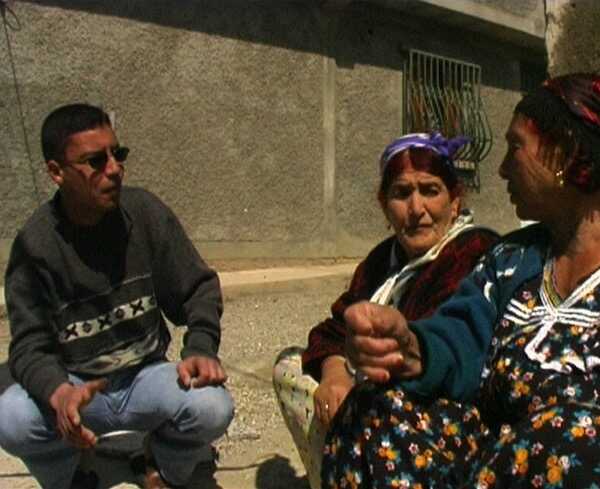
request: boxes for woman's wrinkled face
[384,151,459,259]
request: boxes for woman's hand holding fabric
[344,301,422,383]
[314,355,354,426]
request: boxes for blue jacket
[402,223,550,402]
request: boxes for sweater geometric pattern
[60,293,156,343]
[54,271,167,375]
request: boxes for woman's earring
[555,169,565,188]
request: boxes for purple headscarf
[379,131,470,176]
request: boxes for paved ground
[0,264,355,489]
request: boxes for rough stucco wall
[1,5,54,269]
[333,11,404,253]
[546,0,600,76]
[0,3,51,242]
[1,2,326,263]
[1,1,543,272]
[116,12,325,245]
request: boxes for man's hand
[177,355,227,389]
[49,379,107,449]
[313,355,354,426]
[345,301,422,383]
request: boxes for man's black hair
[41,103,111,162]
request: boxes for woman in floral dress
[323,73,600,489]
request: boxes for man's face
[49,124,125,225]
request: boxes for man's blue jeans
[0,361,234,489]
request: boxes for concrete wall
[546,0,600,76]
[0,0,546,274]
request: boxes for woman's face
[499,113,559,222]
[384,152,460,259]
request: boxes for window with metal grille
[404,49,493,189]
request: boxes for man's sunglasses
[76,146,130,171]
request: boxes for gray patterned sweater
[5,186,222,404]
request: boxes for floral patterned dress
[272,225,498,489]
[322,256,600,489]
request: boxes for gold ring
[325,403,330,410]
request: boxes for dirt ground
[209,257,358,272]
[0,271,352,489]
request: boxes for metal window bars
[405,49,493,189]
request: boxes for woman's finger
[314,400,326,425]
[358,365,391,383]
[328,397,341,420]
[320,404,330,426]
[370,306,410,338]
[324,398,335,426]
[352,335,399,356]
[314,392,333,426]
[354,350,404,369]
[343,302,376,336]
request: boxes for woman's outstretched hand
[344,301,422,383]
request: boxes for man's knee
[182,386,234,438]
[0,384,51,454]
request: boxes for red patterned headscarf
[543,74,600,133]
[516,73,600,193]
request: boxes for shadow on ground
[255,455,310,489]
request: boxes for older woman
[324,73,600,488]
[272,132,498,489]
